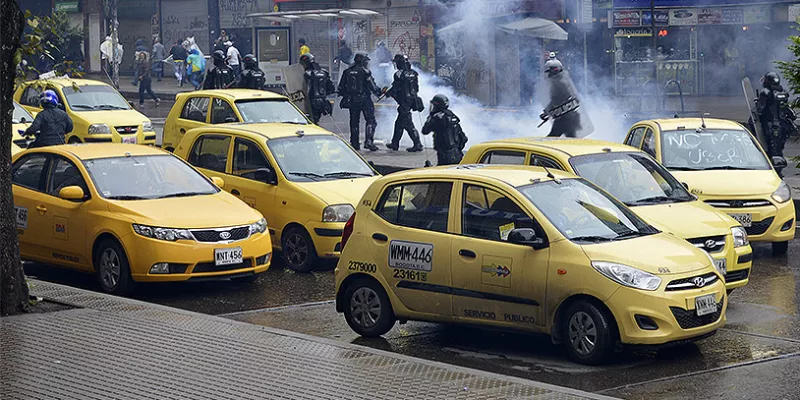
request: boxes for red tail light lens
[341,212,356,249]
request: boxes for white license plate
[695,294,718,316]
[388,240,433,272]
[714,259,727,275]
[728,213,752,228]
[122,136,137,144]
[214,247,243,266]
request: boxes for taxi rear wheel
[772,241,789,255]
[67,136,81,144]
[94,239,134,296]
[563,301,615,365]
[281,227,317,273]
[343,278,395,337]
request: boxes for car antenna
[700,112,709,129]
[541,165,561,184]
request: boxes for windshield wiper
[95,104,127,110]
[698,166,754,171]
[157,191,210,199]
[70,104,96,110]
[324,171,374,178]
[629,196,676,205]
[288,171,324,180]
[570,235,614,243]
[612,230,648,241]
[667,166,703,171]
[279,121,308,125]
[106,195,149,200]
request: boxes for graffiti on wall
[392,31,419,60]
[435,30,467,90]
[219,0,258,28]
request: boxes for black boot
[407,130,423,152]
[364,124,379,151]
[386,142,399,151]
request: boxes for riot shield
[541,70,594,138]
[742,77,767,150]
[282,63,310,114]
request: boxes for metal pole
[583,31,588,93]
[110,0,119,89]
[651,0,657,87]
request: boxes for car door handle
[459,249,476,258]
[180,128,186,134]
[231,189,241,196]
[372,233,388,242]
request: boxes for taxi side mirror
[508,228,547,250]
[211,176,225,188]
[128,101,135,109]
[772,156,788,173]
[681,182,689,190]
[59,186,85,201]
[254,168,277,185]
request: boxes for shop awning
[246,8,383,23]
[439,16,568,40]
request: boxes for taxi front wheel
[94,239,134,296]
[772,241,789,255]
[281,226,317,273]
[343,278,395,337]
[563,301,615,365]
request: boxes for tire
[342,278,395,337]
[281,226,317,273]
[94,238,135,296]
[231,273,259,283]
[772,241,789,255]
[562,300,616,365]
[68,136,82,144]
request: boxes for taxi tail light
[341,213,356,250]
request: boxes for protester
[186,49,206,90]
[225,41,242,81]
[170,39,188,87]
[136,51,160,108]
[335,41,353,67]
[299,38,310,56]
[151,37,166,81]
[131,39,149,86]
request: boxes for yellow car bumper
[77,132,157,145]
[306,221,345,259]
[124,232,273,282]
[723,245,752,290]
[606,278,726,345]
[705,199,795,243]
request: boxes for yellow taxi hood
[296,176,378,207]
[581,233,711,276]
[72,108,148,126]
[105,192,262,228]
[632,201,734,238]
[671,170,780,196]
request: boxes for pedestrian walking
[152,37,166,81]
[170,39,188,86]
[374,41,392,65]
[225,41,242,81]
[100,36,113,74]
[204,50,235,90]
[300,53,336,124]
[131,39,149,86]
[299,38,310,56]
[337,52,384,151]
[24,90,73,148]
[335,41,353,66]
[422,94,467,165]
[385,53,424,152]
[186,49,206,90]
[136,51,160,108]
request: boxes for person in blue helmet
[24,90,73,148]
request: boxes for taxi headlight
[88,124,111,134]
[771,181,791,204]
[142,120,154,132]
[731,226,749,248]
[132,224,193,241]
[322,204,355,222]
[249,218,267,234]
[591,261,662,291]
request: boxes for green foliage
[16,10,85,85]
[777,23,800,107]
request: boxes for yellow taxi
[14,78,156,145]
[624,118,795,254]
[11,144,271,295]
[335,165,726,364]
[173,123,380,272]
[162,89,309,151]
[12,101,33,154]
[462,138,753,291]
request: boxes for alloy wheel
[350,287,381,328]
[568,311,598,356]
[100,248,121,290]
[285,233,309,266]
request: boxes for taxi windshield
[660,129,771,171]
[519,178,657,243]
[569,152,694,206]
[235,99,308,124]
[266,136,376,182]
[84,155,218,200]
[13,102,32,123]
[63,85,131,111]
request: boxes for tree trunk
[0,0,29,316]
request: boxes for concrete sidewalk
[0,279,617,400]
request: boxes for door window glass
[12,154,48,191]
[233,138,273,181]
[376,182,452,233]
[211,98,239,124]
[626,127,646,147]
[180,97,210,122]
[462,185,535,241]
[188,135,231,173]
[642,129,657,156]
[48,157,88,197]
[530,154,563,169]
[21,86,42,107]
[479,150,526,165]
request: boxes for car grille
[670,296,724,329]
[725,269,749,283]
[191,226,250,243]
[665,272,720,291]
[745,217,774,236]
[704,199,772,208]
[115,125,138,134]
[687,235,725,254]
[193,258,253,273]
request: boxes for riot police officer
[238,54,265,89]
[386,54,424,152]
[25,90,73,148]
[204,50,236,90]
[300,53,336,124]
[757,72,793,157]
[338,51,383,151]
[540,53,585,138]
[422,94,467,165]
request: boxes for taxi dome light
[591,261,662,291]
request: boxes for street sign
[55,0,79,12]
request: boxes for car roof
[644,118,746,132]
[35,144,169,160]
[178,89,286,101]
[381,164,578,188]
[27,78,111,88]
[190,123,336,140]
[478,137,639,157]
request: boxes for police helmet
[430,94,449,112]
[299,53,315,69]
[243,54,257,67]
[393,54,409,70]
[354,51,370,66]
[40,90,59,108]
[213,49,226,62]
[763,72,781,89]
[544,58,563,77]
